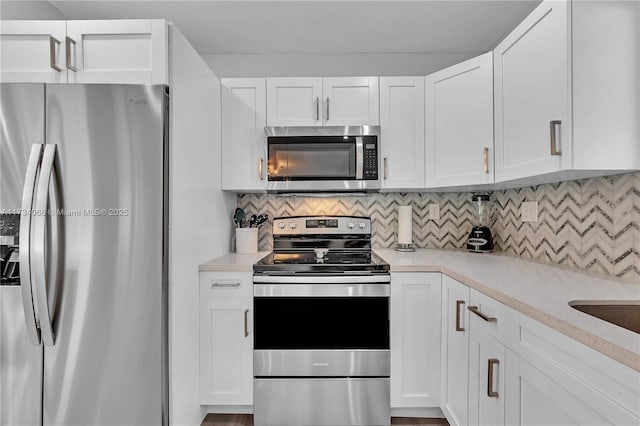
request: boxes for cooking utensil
[233,208,246,228]
[254,214,269,228]
[249,215,257,228]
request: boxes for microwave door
[268,140,356,181]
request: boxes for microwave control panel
[363,140,378,180]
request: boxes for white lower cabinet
[505,312,640,426]
[440,275,470,426]
[199,272,253,406]
[468,322,505,426]
[390,272,441,408]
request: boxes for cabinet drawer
[468,289,506,342]
[199,271,252,298]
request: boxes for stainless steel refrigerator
[0,83,168,426]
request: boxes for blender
[466,193,494,252]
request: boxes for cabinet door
[65,20,167,84]
[0,20,67,83]
[221,78,267,191]
[469,323,505,426]
[323,77,379,126]
[441,276,470,426]
[504,351,635,426]
[390,273,441,408]
[199,297,253,405]
[266,77,322,126]
[380,76,425,190]
[426,52,494,187]
[494,0,571,182]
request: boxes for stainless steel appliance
[0,83,168,426]
[466,193,494,252]
[265,126,380,192]
[253,216,390,426]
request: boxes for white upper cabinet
[426,52,494,188]
[0,20,168,85]
[266,77,323,126]
[323,77,379,126]
[221,78,267,192]
[380,77,425,190]
[0,20,68,83]
[65,20,167,84]
[266,77,379,126]
[494,0,639,182]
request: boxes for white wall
[203,52,477,78]
[169,25,236,426]
[0,1,66,19]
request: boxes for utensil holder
[236,228,258,254]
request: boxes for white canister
[236,228,258,254]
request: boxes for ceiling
[47,1,541,56]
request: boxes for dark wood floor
[201,414,449,426]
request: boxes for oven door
[253,279,390,377]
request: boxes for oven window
[267,137,356,180]
[254,297,389,349]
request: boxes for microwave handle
[355,137,364,179]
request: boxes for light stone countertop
[374,248,640,372]
[198,251,269,272]
[198,248,640,371]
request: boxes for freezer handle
[19,144,44,345]
[33,144,62,346]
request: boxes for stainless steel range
[253,216,391,426]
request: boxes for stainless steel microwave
[265,126,381,192]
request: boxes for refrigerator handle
[33,144,62,347]
[19,144,44,346]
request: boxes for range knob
[278,222,285,229]
[347,222,355,229]
[289,223,297,229]
[358,222,366,229]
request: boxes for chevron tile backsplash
[237,172,640,283]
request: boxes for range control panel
[273,216,371,235]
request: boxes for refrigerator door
[42,84,167,426]
[0,83,46,426]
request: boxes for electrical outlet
[521,201,538,222]
[429,204,440,220]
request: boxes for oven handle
[253,275,390,284]
[254,283,390,297]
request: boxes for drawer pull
[65,36,77,72]
[211,281,240,289]
[487,358,499,398]
[455,300,465,332]
[467,305,497,323]
[244,308,249,337]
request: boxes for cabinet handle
[210,281,240,289]
[326,97,330,121]
[483,147,489,173]
[315,97,320,121]
[65,37,77,72]
[259,158,264,180]
[467,305,497,323]
[383,157,388,180]
[244,308,249,337]
[455,300,465,332]
[550,120,562,155]
[49,36,62,72]
[487,358,499,398]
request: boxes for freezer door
[0,83,45,426]
[42,84,167,426]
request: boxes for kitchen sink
[569,301,640,334]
